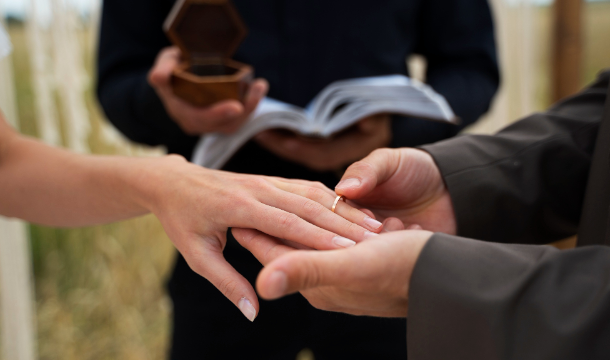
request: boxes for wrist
[123,154,189,215]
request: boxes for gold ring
[331,195,345,213]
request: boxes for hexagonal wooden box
[164,0,253,107]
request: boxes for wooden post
[552,0,583,102]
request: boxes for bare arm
[0,119,155,226]
[0,114,384,320]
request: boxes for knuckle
[301,198,325,218]
[312,181,327,190]
[246,177,271,192]
[304,186,327,202]
[217,277,240,300]
[276,212,300,232]
[301,258,322,289]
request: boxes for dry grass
[6,25,175,360]
[1,3,610,359]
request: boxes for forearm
[408,233,610,360]
[0,132,165,227]
[421,71,609,243]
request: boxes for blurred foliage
[7,24,175,360]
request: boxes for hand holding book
[192,75,458,169]
[255,114,391,172]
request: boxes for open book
[192,75,458,169]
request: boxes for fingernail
[238,297,257,322]
[267,271,288,298]
[364,216,383,231]
[364,231,379,240]
[336,178,361,190]
[333,236,356,248]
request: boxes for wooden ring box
[163,0,253,107]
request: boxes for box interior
[188,64,239,76]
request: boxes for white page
[192,75,458,169]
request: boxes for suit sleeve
[420,71,610,244]
[96,0,197,155]
[408,233,610,360]
[391,0,499,147]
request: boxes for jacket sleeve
[391,0,500,148]
[96,0,197,155]
[408,233,610,360]
[420,71,610,244]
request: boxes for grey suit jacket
[408,71,610,359]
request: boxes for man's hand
[148,46,268,135]
[138,157,383,322]
[254,114,391,172]
[335,148,457,234]
[232,227,432,317]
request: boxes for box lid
[164,0,247,60]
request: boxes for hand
[136,156,383,322]
[148,46,268,135]
[232,227,432,317]
[254,114,391,172]
[335,148,457,234]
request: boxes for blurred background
[0,0,608,359]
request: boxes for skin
[335,147,456,234]
[0,113,384,321]
[148,46,268,135]
[150,47,391,172]
[233,227,432,317]
[255,114,392,172]
[232,147,457,318]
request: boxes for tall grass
[7,24,175,360]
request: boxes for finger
[243,79,269,114]
[215,79,269,134]
[191,100,244,124]
[266,177,336,197]
[335,148,400,199]
[232,228,295,265]
[148,47,180,88]
[359,208,376,219]
[382,218,406,232]
[406,224,423,230]
[265,180,383,234]
[257,132,366,171]
[246,204,358,250]
[256,247,352,300]
[184,240,259,322]
[357,116,379,134]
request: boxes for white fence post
[0,18,38,360]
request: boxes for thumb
[335,148,401,199]
[148,47,180,88]
[256,249,350,300]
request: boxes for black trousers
[168,233,406,359]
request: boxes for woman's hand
[254,114,391,172]
[335,148,456,234]
[148,46,268,135]
[233,227,432,318]
[134,156,383,321]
